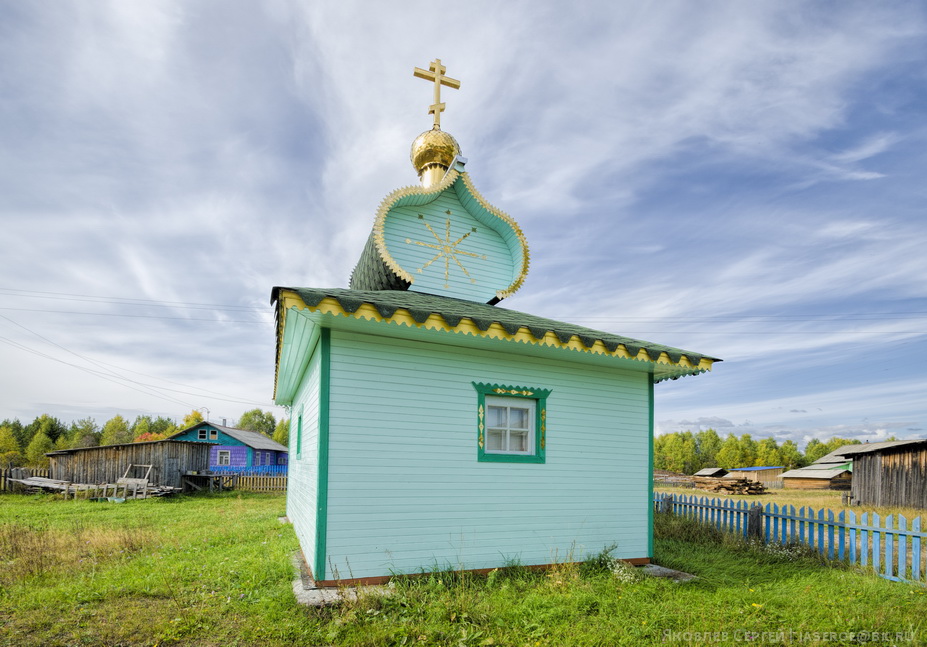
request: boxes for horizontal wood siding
[287,343,322,572]
[783,475,851,490]
[48,441,209,488]
[211,445,249,468]
[324,329,650,581]
[385,191,515,302]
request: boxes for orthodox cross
[413,58,461,129]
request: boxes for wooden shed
[47,440,210,489]
[727,466,785,488]
[781,465,852,490]
[844,439,927,509]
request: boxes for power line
[0,314,273,408]
[0,307,268,324]
[0,287,262,311]
[0,335,197,409]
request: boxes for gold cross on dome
[413,58,461,129]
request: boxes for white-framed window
[198,429,208,440]
[473,382,550,464]
[485,396,535,455]
[217,450,231,466]
[209,429,218,440]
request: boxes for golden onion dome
[410,128,461,175]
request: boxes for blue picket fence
[655,493,927,585]
[209,465,288,477]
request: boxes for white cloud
[1,1,925,436]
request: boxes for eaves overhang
[271,287,720,401]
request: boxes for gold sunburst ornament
[405,211,487,288]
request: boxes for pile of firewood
[692,476,767,495]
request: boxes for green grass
[1,493,925,646]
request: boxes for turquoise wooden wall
[172,426,251,447]
[381,187,516,303]
[301,327,653,581]
[286,342,323,571]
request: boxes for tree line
[0,409,289,469]
[654,429,898,475]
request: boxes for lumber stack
[692,476,767,495]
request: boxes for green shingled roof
[272,287,720,381]
[349,234,411,291]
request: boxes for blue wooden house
[169,422,288,474]
[272,60,719,586]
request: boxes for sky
[1,1,925,449]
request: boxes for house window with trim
[217,450,231,466]
[209,429,218,440]
[473,383,551,464]
[198,429,208,440]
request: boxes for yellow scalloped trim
[370,169,530,299]
[457,173,530,300]
[277,292,715,377]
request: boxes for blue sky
[1,2,925,448]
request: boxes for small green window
[473,382,550,463]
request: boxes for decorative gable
[350,162,528,303]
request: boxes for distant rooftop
[728,466,784,471]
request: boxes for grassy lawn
[0,492,924,646]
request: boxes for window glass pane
[487,405,507,428]
[486,430,506,451]
[510,430,528,452]
[509,407,529,429]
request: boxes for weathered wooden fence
[1,467,50,492]
[235,475,287,492]
[655,493,927,584]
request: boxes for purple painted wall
[211,445,248,469]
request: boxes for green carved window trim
[472,382,551,464]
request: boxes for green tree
[0,425,24,467]
[273,418,289,447]
[738,434,758,467]
[151,416,178,436]
[131,415,151,439]
[1,418,26,452]
[25,431,53,467]
[100,415,132,446]
[694,429,722,470]
[716,434,745,469]
[779,440,805,469]
[754,437,783,467]
[69,418,100,448]
[803,439,828,463]
[24,414,67,446]
[237,409,276,437]
[181,410,204,429]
